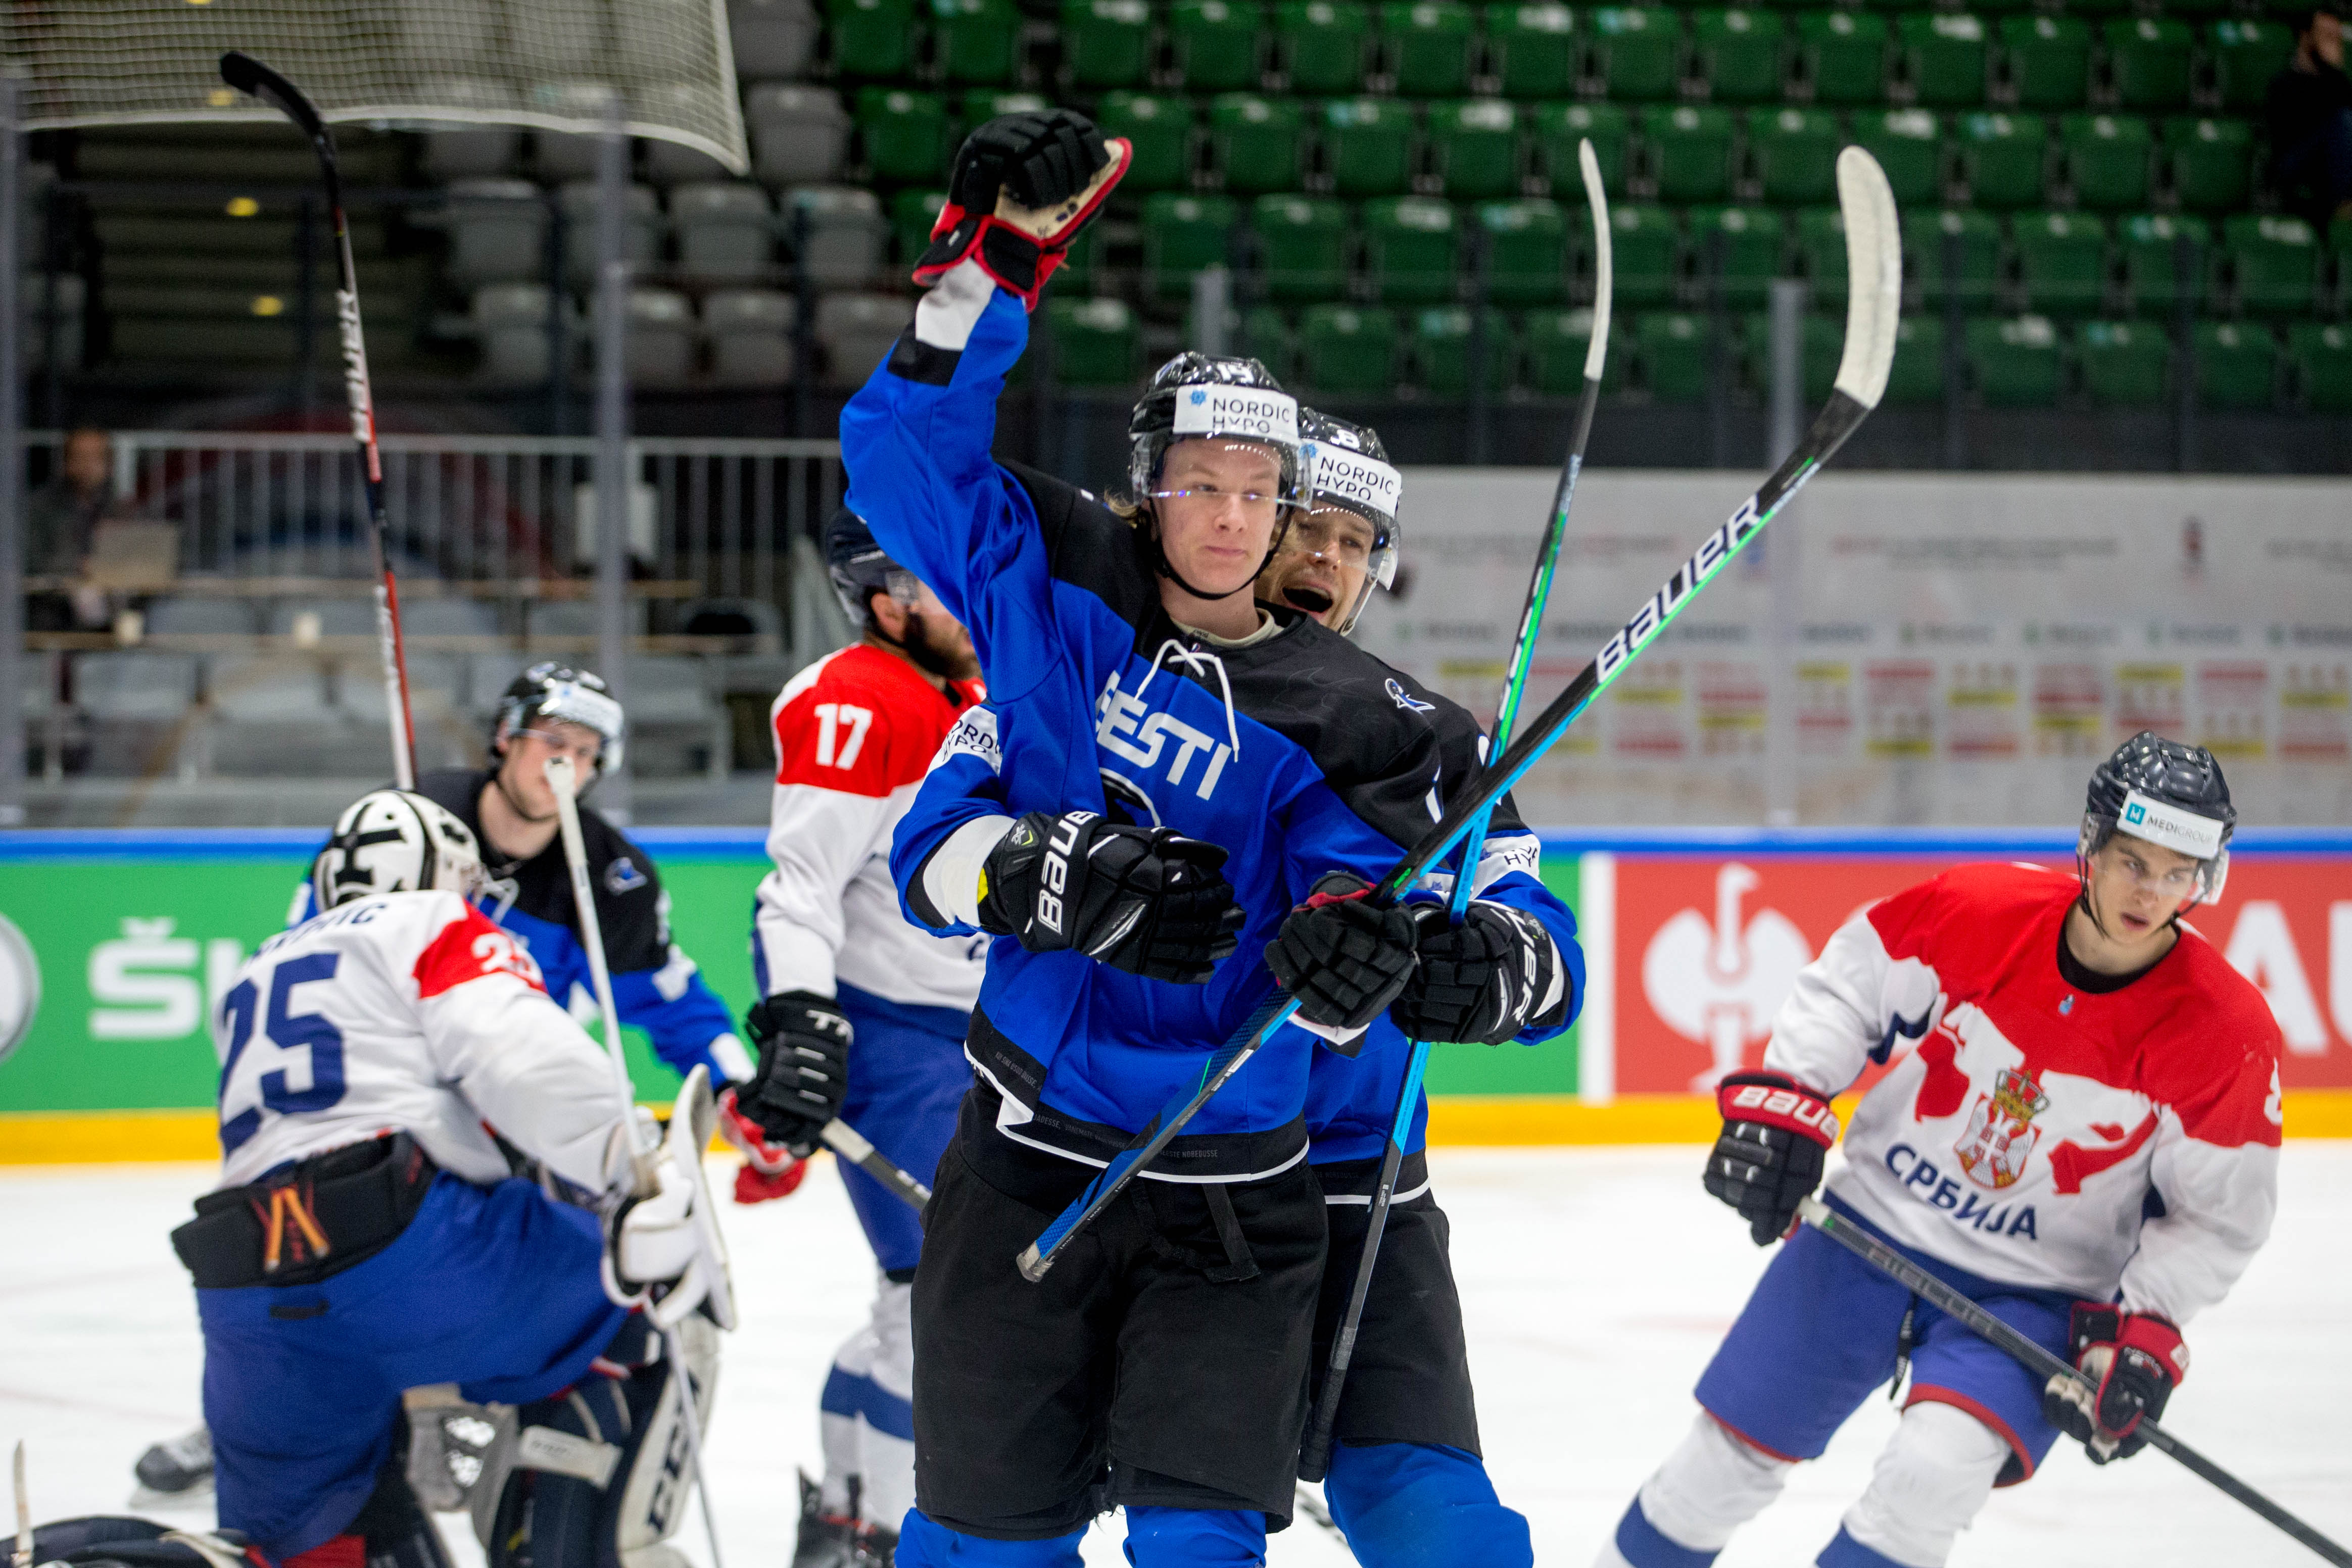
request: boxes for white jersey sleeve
[1762,903,1944,1097]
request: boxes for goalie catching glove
[1390,902,1565,1045]
[1266,872,1420,1034]
[2042,1305,2186,1462]
[1703,1070,1839,1246]
[734,990,853,1158]
[914,108,1132,309]
[981,810,1244,983]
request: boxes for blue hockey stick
[1295,138,1613,1483]
[1018,149,1903,1286]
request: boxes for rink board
[2,826,2348,1160]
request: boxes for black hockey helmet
[1125,353,1308,601]
[490,661,626,777]
[824,507,921,624]
[1283,408,1404,635]
[2078,730,2236,904]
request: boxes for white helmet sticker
[1171,383,1299,445]
[2118,789,2226,860]
[541,680,626,742]
[1304,441,1403,522]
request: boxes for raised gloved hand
[1266,872,1420,1033]
[717,1088,809,1204]
[739,990,852,1157]
[2042,1305,2186,1462]
[913,109,1132,308]
[1702,1070,1840,1246]
[1389,902,1563,1045]
[980,810,1243,984]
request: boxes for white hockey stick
[14,1442,31,1568]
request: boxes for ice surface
[4,1146,2346,1566]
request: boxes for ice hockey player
[170,788,727,1568]
[849,107,1575,1566]
[741,507,986,1567]
[1598,731,2282,1568]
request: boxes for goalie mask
[312,790,486,911]
[2078,730,2236,908]
[490,662,626,778]
[1127,353,1307,601]
[1265,409,1403,636]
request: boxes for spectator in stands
[2268,2,2352,228]
[24,426,120,631]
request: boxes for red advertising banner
[1612,854,2352,1094]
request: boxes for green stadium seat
[1043,296,1141,383]
[1637,312,1714,402]
[1853,109,1946,206]
[2064,0,2129,19]
[856,88,950,184]
[2207,19,2292,113]
[2013,210,2109,315]
[1381,0,1480,96]
[1250,193,1351,301]
[1061,0,1155,89]
[1411,306,1515,393]
[1210,93,1305,193]
[1591,7,1684,101]
[928,0,1021,83]
[2221,213,2319,318]
[1692,9,1788,104]
[1690,205,1786,306]
[1321,97,1416,197]
[1143,191,1238,299]
[1793,205,1848,293]
[1904,207,2001,308]
[827,0,915,78]
[2062,114,2152,211]
[1431,99,1522,200]
[1478,197,1570,304]
[1533,103,1631,197]
[1957,112,2046,208]
[1897,12,1989,109]
[1240,303,1300,380]
[2117,212,2207,317]
[1492,3,1579,99]
[2101,18,2192,111]
[1611,203,1682,306]
[2163,0,2228,19]
[1524,308,1623,395]
[1734,309,1844,400]
[1884,314,1947,403]
[890,187,947,264]
[1796,11,1889,106]
[1644,104,1738,204]
[1098,92,1196,191]
[1998,15,2089,110]
[1276,0,1373,93]
[1750,107,1841,205]
[2286,322,2352,412]
[1965,313,2061,406]
[2163,117,2252,214]
[1299,303,1401,392]
[2075,318,2168,405]
[2194,320,2276,409]
[1363,195,1461,302]
[1173,0,1267,90]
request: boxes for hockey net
[1,0,747,173]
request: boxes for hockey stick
[1020,149,1902,1284]
[1298,136,1614,1485]
[546,757,729,1568]
[14,1442,31,1568]
[1796,1198,2352,1567]
[220,52,417,789]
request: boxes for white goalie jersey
[211,890,627,1195]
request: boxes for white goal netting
[2,0,747,173]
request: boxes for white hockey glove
[601,1065,737,1331]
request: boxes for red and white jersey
[753,643,988,1010]
[212,891,626,1195]
[1769,862,2282,1325]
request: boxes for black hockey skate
[792,1473,895,1567]
[129,1427,213,1505]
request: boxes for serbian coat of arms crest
[1952,1066,2049,1191]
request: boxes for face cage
[2076,814,2230,909]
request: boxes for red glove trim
[2117,1311,2189,1385]
[911,138,1132,311]
[717,1087,804,1177]
[1716,1070,1840,1149]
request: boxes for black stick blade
[219,52,326,141]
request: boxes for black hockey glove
[1266,872,1420,1032]
[2042,1305,2185,1463]
[913,109,1131,308]
[1388,902,1565,1045]
[979,810,1244,984]
[1702,1070,1839,1246]
[739,990,852,1157]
